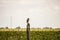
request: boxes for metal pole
[10,16,12,28]
[26,18,30,40]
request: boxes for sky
[0,0,60,28]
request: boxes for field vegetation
[0,28,60,40]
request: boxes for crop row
[0,31,60,40]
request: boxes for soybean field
[0,30,60,40]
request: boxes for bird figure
[27,18,29,23]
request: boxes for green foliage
[0,31,60,40]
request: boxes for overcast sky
[0,0,60,28]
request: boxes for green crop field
[0,30,60,40]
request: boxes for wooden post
[6,32,8,40]
[26,18,30,40]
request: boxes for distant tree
[43,27,50,29]
[16,26,20,29]
[43,27,52,29]
[49,27,52,29]
[5,27,8,29]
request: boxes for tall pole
[10,16,12,28]
[26,18,30,40]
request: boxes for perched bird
[27,18,29,23]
